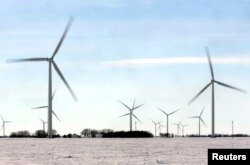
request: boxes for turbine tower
[189,107,206,136]
[189,47,246,138]
[0,115,11,136]
[119,99,144,131]
[39,118,47,132]
[7,17,77,138]
[158,108,179,136]
[151,119,158,136]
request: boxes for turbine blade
[169,109,180,116]
[157,121,162,124]
[205,47,214,80]
[52,89,57,100]
[32,106,48,109]
[119,113,130,118]
[132,99,136,109]
[200,118,206,127]
[51,16,74,59]
[200,106,205,117]
[157,108,168,115]
[7,57,48,63]
[214,80,247,94]
[5,121,11,123]
[189,82,211,104]
[189,116,199,118]
[1,123,3,130]
[133,103,145,110]
[151,119,156,124]
[132,114,142,124]
[119,101,131,110]
[0,115,4,122]
[52,61,77,101]
[52,110,61,122]
[39,118,44,123]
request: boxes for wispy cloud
[102,56,250,67]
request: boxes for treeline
[80,128,153,138]
[185,134,250,137]
[9,130,60,138]
[80,128,114,138]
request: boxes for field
[0,137,249,165]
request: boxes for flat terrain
[0,137,249,165]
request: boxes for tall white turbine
[32,89,61,122]
[0,115,11,136]
[158,108,179,136]
[189,107,206,136]
[119,99,144,131]
[39,118,47,132]
[151,119,158,136]
[189,47,246,138]
[7,17,77,138]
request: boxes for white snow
[0,137,249,165]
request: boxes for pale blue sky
[0,0,250,135]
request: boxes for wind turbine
[39,118,47,132]
[189,47,246,138]
[173,120,182,135]
[158,121,165,135]
[32,89,61,122]
[189,107,206,136]
[232,120,234,138]
[158,108,179,135]
[7,17,77,138]
[119,99,144,131]
[151,119,158,136]
[0,115,11,136]
[180,123,188,136]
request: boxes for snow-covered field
[0,137,249,165]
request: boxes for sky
[0,0,250,136]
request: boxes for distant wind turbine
[173,120,182,135]
[232,120,234,138]
[189,107,206,136]
[180,123,188,136]
[7,17,77,138]
[158,121,164,135]
[151,119,158,136]
[189,47,246,138]
[32,89,61,122]
[135,121,137,131]
[119,99,144,131]
[0,115,11,136]
[158,108,179,135]
[39,118,47,132]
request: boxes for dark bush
[34,130,47,138]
